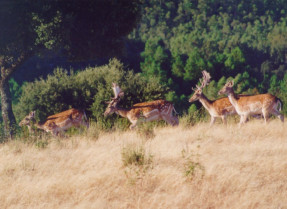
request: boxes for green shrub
[15,58,168,130]
[121,145,153,167]
[180,106,208,128]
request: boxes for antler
[112,83,124,99]
[195,70,211,90]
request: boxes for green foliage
[9,78,22,105]
[131,0,287,114]
[171,54,185,78]
[0,0,141,59]
[183,49,207,81]
[15,59,167,129]
[180,106,208,128]
[269,73,287,115]
[224,47,245,71]
[140,39,170,84]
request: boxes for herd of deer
[19,71,284,137]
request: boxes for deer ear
[229,80,234,87]
[30,111,35,117]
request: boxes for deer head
[104,83,124,117]
[218,80,234,95]
[189,70,211,102]
[19,111,36,127]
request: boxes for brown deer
[19,108,89,136]
[104,83,179,129]
[218,80,284,125]
[189,70,238,125]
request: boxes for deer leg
[51,130,58,137]
[239,115,248,125]
[84,121,90,129]
[162,115,172,126]
[262,110,269,124]
[221,115,227,125]
[210,117,216,126]
[129,119,139,130]
[171,116,179,126]
[163,112,178,126]
[162,115,178,126]
[271,109,284,123]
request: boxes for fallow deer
[19,108,89,136]
[189,70,238,125]
[218,80,284,125]
[104,83,179,129]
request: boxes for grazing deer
[189,70,238,125]
[218,80,284,124]
[104,83,179,129]
[19,108,89,136]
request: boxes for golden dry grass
[1,120,287,209]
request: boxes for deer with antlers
[189,70,239,126]
[19,108,89,136]
[104,83,179,129]
[218,80,284,125]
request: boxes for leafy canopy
[0,0,141,59]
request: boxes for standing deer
[19,108,89,136]
[189,70,238,125]
[218,80,284,125]
[104,83,179,129]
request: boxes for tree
[0,0,141,137]
[140,39,170,84]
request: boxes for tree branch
[0,51,33,81]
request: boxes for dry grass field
[1,120,287,209]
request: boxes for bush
[15,58,168,129]
[180,105,208,128]
[121,145,153,167]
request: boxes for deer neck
[198,94,213,111]
[34,122,46,131]
[226,89,238,107]
[115,106,130,118]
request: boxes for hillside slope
[0,121,287,209]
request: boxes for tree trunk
[0,79,16,138]
[0,53,31,138]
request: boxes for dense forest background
[3,0,287,126]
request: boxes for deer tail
[83,111,89,128]
[172,105,179,115]
[277,98,283,112]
